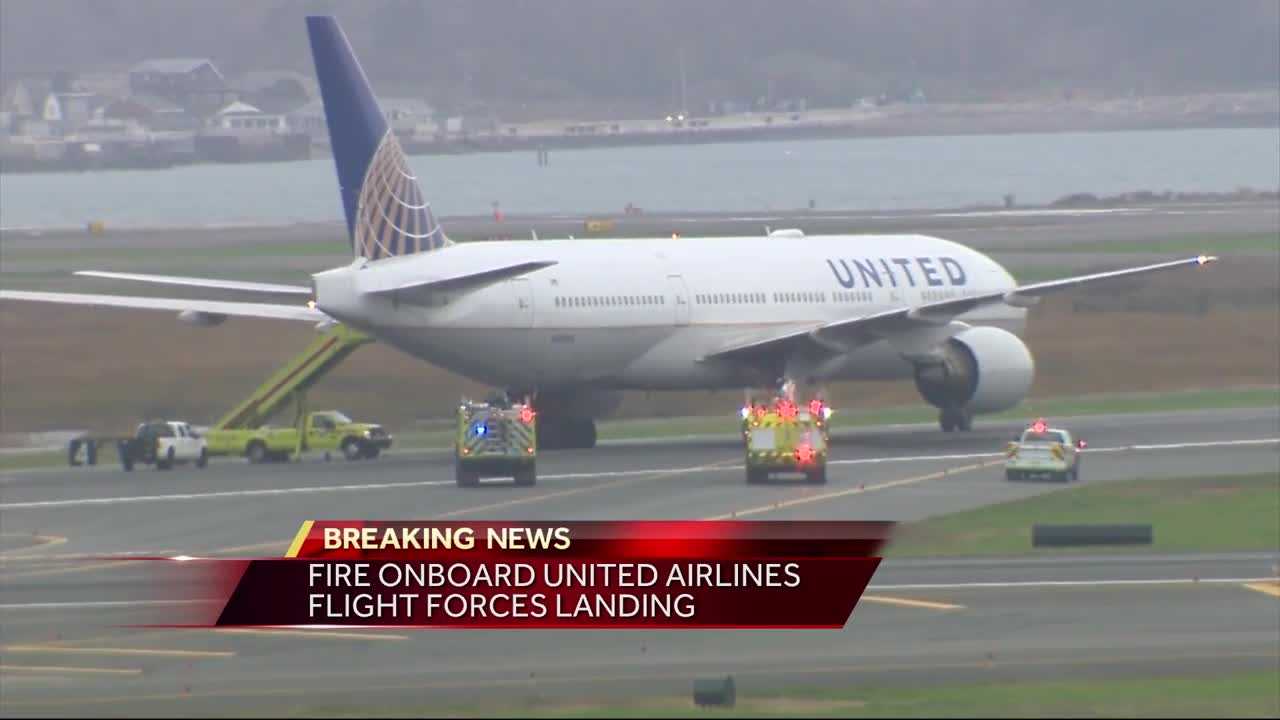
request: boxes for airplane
[0,16,1218,449]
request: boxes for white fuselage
[313,233,1025,391]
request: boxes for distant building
[287,96,436,142]
[129,58,234,116]
[105,95,196,132]
[210,100,288,132]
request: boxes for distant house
[129,58,234,115]
[234,71,316,114]
[210,100,288,133]
[2,81,41,118]
[105,95,196,132]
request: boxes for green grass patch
[1016,231,1279,256]
[431,669,1280,718]
[889,472,1280,557]
[3,387,1274,471]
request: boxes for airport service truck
[205,410,392,463]
[742,396,831,484]
[116,420,208,471]
[455,397,538,487]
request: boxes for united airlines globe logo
[354,131,451,260]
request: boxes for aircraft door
[666,274,690,326]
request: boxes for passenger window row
[553,295,666,308]
[772,291,827,303]
[696,292,767,305]
[834,290,872,303]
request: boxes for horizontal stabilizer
[0,290,325,322]
[75,271,312,296]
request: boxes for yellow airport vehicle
[1004,418,1085,482]
[742,396,831,484]
[455,395,537,487]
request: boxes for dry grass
[2,263,1275,433]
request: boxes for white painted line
[1,437,1274,511]
[0,599,212,611]
[869,576,1280,591]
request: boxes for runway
[1,407,1277,716]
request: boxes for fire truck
[455,395,538,487]
[742,395,831,484]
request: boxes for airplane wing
[357,260,557,303]
[704,255,1217,362]
[74,271,312,295]
[0,290,326,322]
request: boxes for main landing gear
[539,418,597,450]
[939,407,973,433]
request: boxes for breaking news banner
[154,521,894,630]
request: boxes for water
[1,128,1277,230]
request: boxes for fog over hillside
[2,0,1277,115]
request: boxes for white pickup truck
[119,420,209,471]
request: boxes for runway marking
[0,533,67,557]
[0,600,212,611]
[212,628,408,641]
[0,664,143,676]
[431,458,742,520]
[1,437,1274,511]
[2,645,235,658]
[868,576,1280,591]
[860,595,964,611]
[1242,581,1280,599]
[6,649,1278,708]
[704,458,1005,520]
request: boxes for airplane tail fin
[306,16,451,261]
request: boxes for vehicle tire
[362,446,381,460]
[247,441,268,465]
[156,447,175,471]
[807,466,828,484]
[196,448,208,469]
[514,463,536,487]
[455,464,478,488]
[341,437,363,462]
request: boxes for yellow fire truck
[742,396,831,484]
[455,395,538,487]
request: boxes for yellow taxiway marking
[1243,581,1280,599]
[704,458,1003,520]
[0,533,68,558]
[0,664,142,676]
[6,649,1278,708]
[860,595,965,611]
[2,645,234,658]
[213,628,408,642]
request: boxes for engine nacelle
[177,310,228,327]
[913,326,1034,414]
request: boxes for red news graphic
[193,521,891,629]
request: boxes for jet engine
[913,326,1034,414]
[177,310,228,327]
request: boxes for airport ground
[0,200,1277,716]
[0,201,1276,436]
[0,408,1277,716]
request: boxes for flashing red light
[1077,439,1088,450]
[808,399,824,417]
[519,407,535,424]
[795,443,815,465]
[1031,419,1048,433]
[776,399,797,420]
[754,405,767,421]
